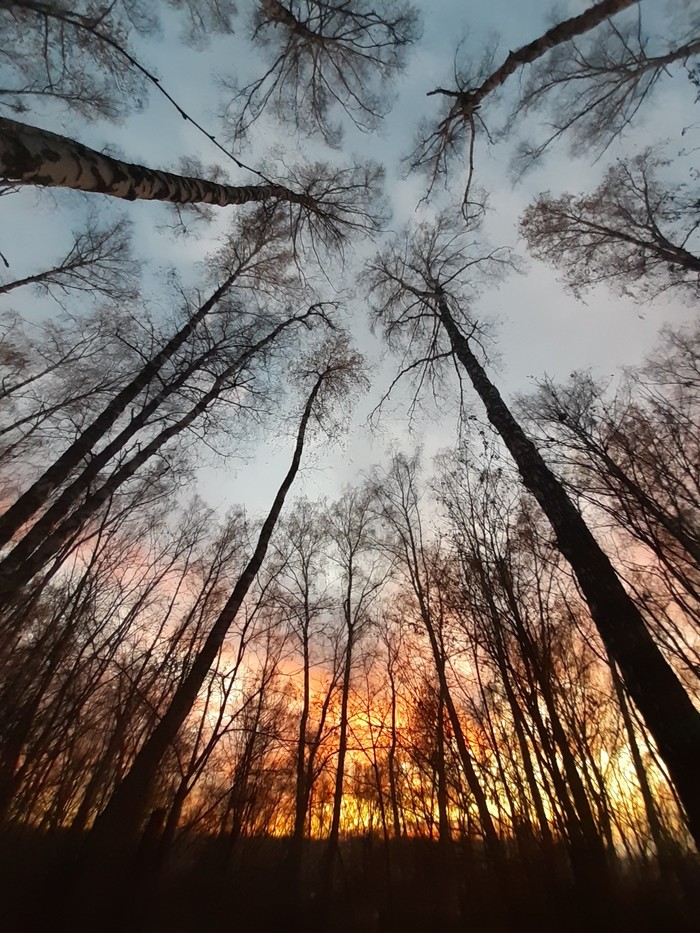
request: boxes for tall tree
[511,11,700,169]
[368,214,700,848]
[0,302,330,605]
[322,484,386,893]
[0,207,297,555]
[228,0,420,144]
[0,214,139,304]
[0,0,237,120]
[84,335,366,853]
[0,117,385,252]
[271,498,341,898]
[412,0,640,199]
[371,453,504,867]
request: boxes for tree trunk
[323,621,354,895]
[0,311,313,602]
[609,658,673,867]
[287,627,312,899]
[83,371,327,855]
[436,295,700,849]
[0,117,316,210]
[435,689,451,846]
[0,275,236,552]
[438,0,640,117]
[386,665,402,840]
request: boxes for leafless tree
[0,214,139,305]
[0,206,304,555]
[0,300,332,608]
[370,453,506,870]
[411,0,639,206]
[512,9,700,171]
[321,483,387,895]
[225,0,419,146]
[520,152,700,300]
[367,213,700,849]
[269,498,341,900]
[0,0,236,121]
[518,325,700,680]
[83,334,367,855]
[0,118,386,255]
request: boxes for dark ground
[0,826,698,933]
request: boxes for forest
[0,0,699,931]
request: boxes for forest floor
[0,828,698,933]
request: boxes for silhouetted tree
[521,152,700,300]
[368,213,700,848]
[227,0,420,144]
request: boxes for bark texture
[0,117,313,208]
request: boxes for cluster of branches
[225,0,420,145]
[0,0,237,120]
[520,150,700,300]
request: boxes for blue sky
[1,0,697,516]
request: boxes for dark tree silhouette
[368,214,700,848]
[521,152,700,300]
[227,0,420,145]
[412,0,639,202]
[85,335,366,852]
[0,215,139,304]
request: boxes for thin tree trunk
[609,658,673,866]
[0,311,314,601]
[287,627,312,901]
[83,371,327,855]
[385,485,503,865]
[386,665,402,840]
[492,629,553,848]
[323,621,354,894]
[0,275,236,552]
[435,689,451,846]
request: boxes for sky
[1,0,697,518]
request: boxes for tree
[521,152,700,300]
[0,214,139,305]
[270,498,341,901]
[0,1,237,120]
[368,213,700,849]
[0,308,132,473]
[512,12,700,170]
[83,334,366,854]
[0,301,330,606]
[412,0,639,201]
[438,449,611,890]
[371,453,505,867]
[322,484,387,895]
[0,117,385,253]
[0,492,224,822]
[0,206,300,556]
[227,0,420,145]
[518,326,700,680]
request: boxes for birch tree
[368,214,700,849]
[521,152,700,300]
